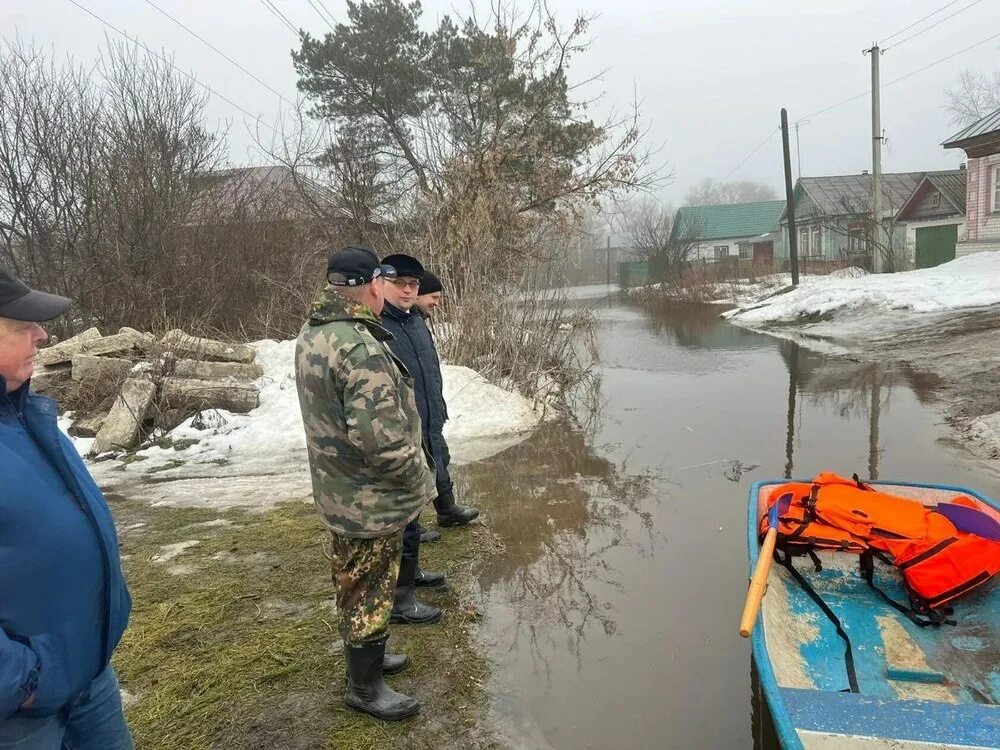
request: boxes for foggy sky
[7,0,998,205]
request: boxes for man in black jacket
[379,254,479,624]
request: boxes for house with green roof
[671,200,785,264]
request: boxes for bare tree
[626,199,702,280]
[684,178,778,206]
[802,194,907,273]
[944,69,1000,127]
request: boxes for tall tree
[684,178,778,206]
[293,0,435,193]
[292,0,654,216]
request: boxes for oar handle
[739,527,778,638]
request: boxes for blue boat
[747,480,1000,749]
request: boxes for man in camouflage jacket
[295,246,435,721]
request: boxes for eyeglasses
[389,279,421,290]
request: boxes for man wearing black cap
[0,268,134,748]
[295,246,435,720]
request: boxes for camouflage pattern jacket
[295,286,435,538]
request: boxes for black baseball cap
[381,253,424,279]
[327,246,397,287]
[0,267,71,322]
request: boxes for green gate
[618,261,649,288]
[915,224,958,269]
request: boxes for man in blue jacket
[379,255,479,625]
[0,267,133,749]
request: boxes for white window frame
[798,227,810,256]
[928,191,941,209]
[738,242,752,260]
[811,226,822,257]
[993,164,1000,212]
[714,245,729,260]
[848,226,867,255]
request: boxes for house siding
[961,154,1000,253]
[691,231,780,261]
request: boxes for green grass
[110,497,493,749]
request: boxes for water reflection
[777,340,929,481]
[459,420,656,671]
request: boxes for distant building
[671,200,786,264]
[943,107,1000,255]
[895,169,966,269]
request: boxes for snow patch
[726,253,1000,333]
[76,338,542,509]
[151,540,200,563]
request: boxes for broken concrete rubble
[160,378,260,415]
[92,378,157,456]
[171,359,263,381]
[71,354,133,383]
[38,327,262,454]
[38,328,154,367]
[160,330,256,364]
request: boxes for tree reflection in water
[456,418,658,678]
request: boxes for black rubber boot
[418,521,442,544]
[434,488,480,527]
[391,557,442,624]
[414,565,446,588]
[383,641,409,675]
[344,636,419,720]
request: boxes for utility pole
[866,43,884,274]
[781,108,799,286]
[606,235,611,286]
[794,119,810,180]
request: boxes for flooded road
[460,291,1000,749]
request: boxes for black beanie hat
[419,271,442,295]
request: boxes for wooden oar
[740,493,791,638]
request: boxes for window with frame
[714,245,729,260]
[848,226,867,255]
[811,226,822,257]
[798,227,810,256]
[738,242,752,260]
[928,191,941,209]
[994,165,1000,212]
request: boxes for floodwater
[458,290,1000,750]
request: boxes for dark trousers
[401,428,455,559]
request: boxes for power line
[797,27,1000,124]
[883,0,985,51]
[66,0,278,134]
[258,0,299,36]
[142,0,292,105]
[878,0,964,45]
[723,128,780,180]
[305,0,338,32]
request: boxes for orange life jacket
[761,472,1000,620]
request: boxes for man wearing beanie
[415,271,443,318]
[295,246,433,720]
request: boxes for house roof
[796,172,929,220]
[943,107,1000,147]
[674,200,785,241]
[926,170,967,213]
[189,165,344,223]
[895,169,967,221]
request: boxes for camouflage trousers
[329,531,403,645]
